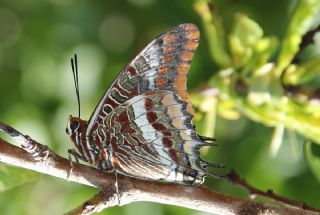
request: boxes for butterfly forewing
[71,23,220,185]
[87,23,199,131]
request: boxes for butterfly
[66,23,223,185]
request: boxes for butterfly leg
[114,169,120,205]
[67,148,88,180]
[68,148,88,163]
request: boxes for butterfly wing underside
[86,23,218,184]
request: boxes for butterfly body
[66,23,221,185]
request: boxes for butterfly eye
[70,121,80,133]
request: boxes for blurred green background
[0,0,320,214]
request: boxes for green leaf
[299,32,320,62]
[195,0,232,67]
[229,14,278,73]
[277,0,320,75]
[0,164,39,191]
[284,57,320,85]
[229,14,263,68]
[304,141,320,182]
[282,31,320,85]
[250,37,278,71]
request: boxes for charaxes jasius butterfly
[66,23,223,185]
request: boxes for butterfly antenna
[71,54,81,117]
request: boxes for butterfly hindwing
[104,91,214,184]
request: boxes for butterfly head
[66,54,89,159]
[66,115,89,159]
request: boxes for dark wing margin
[87,23,199,134]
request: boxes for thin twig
[227,170,319,213]
[0,121,319,215]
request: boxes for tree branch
[0,121,319,215]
